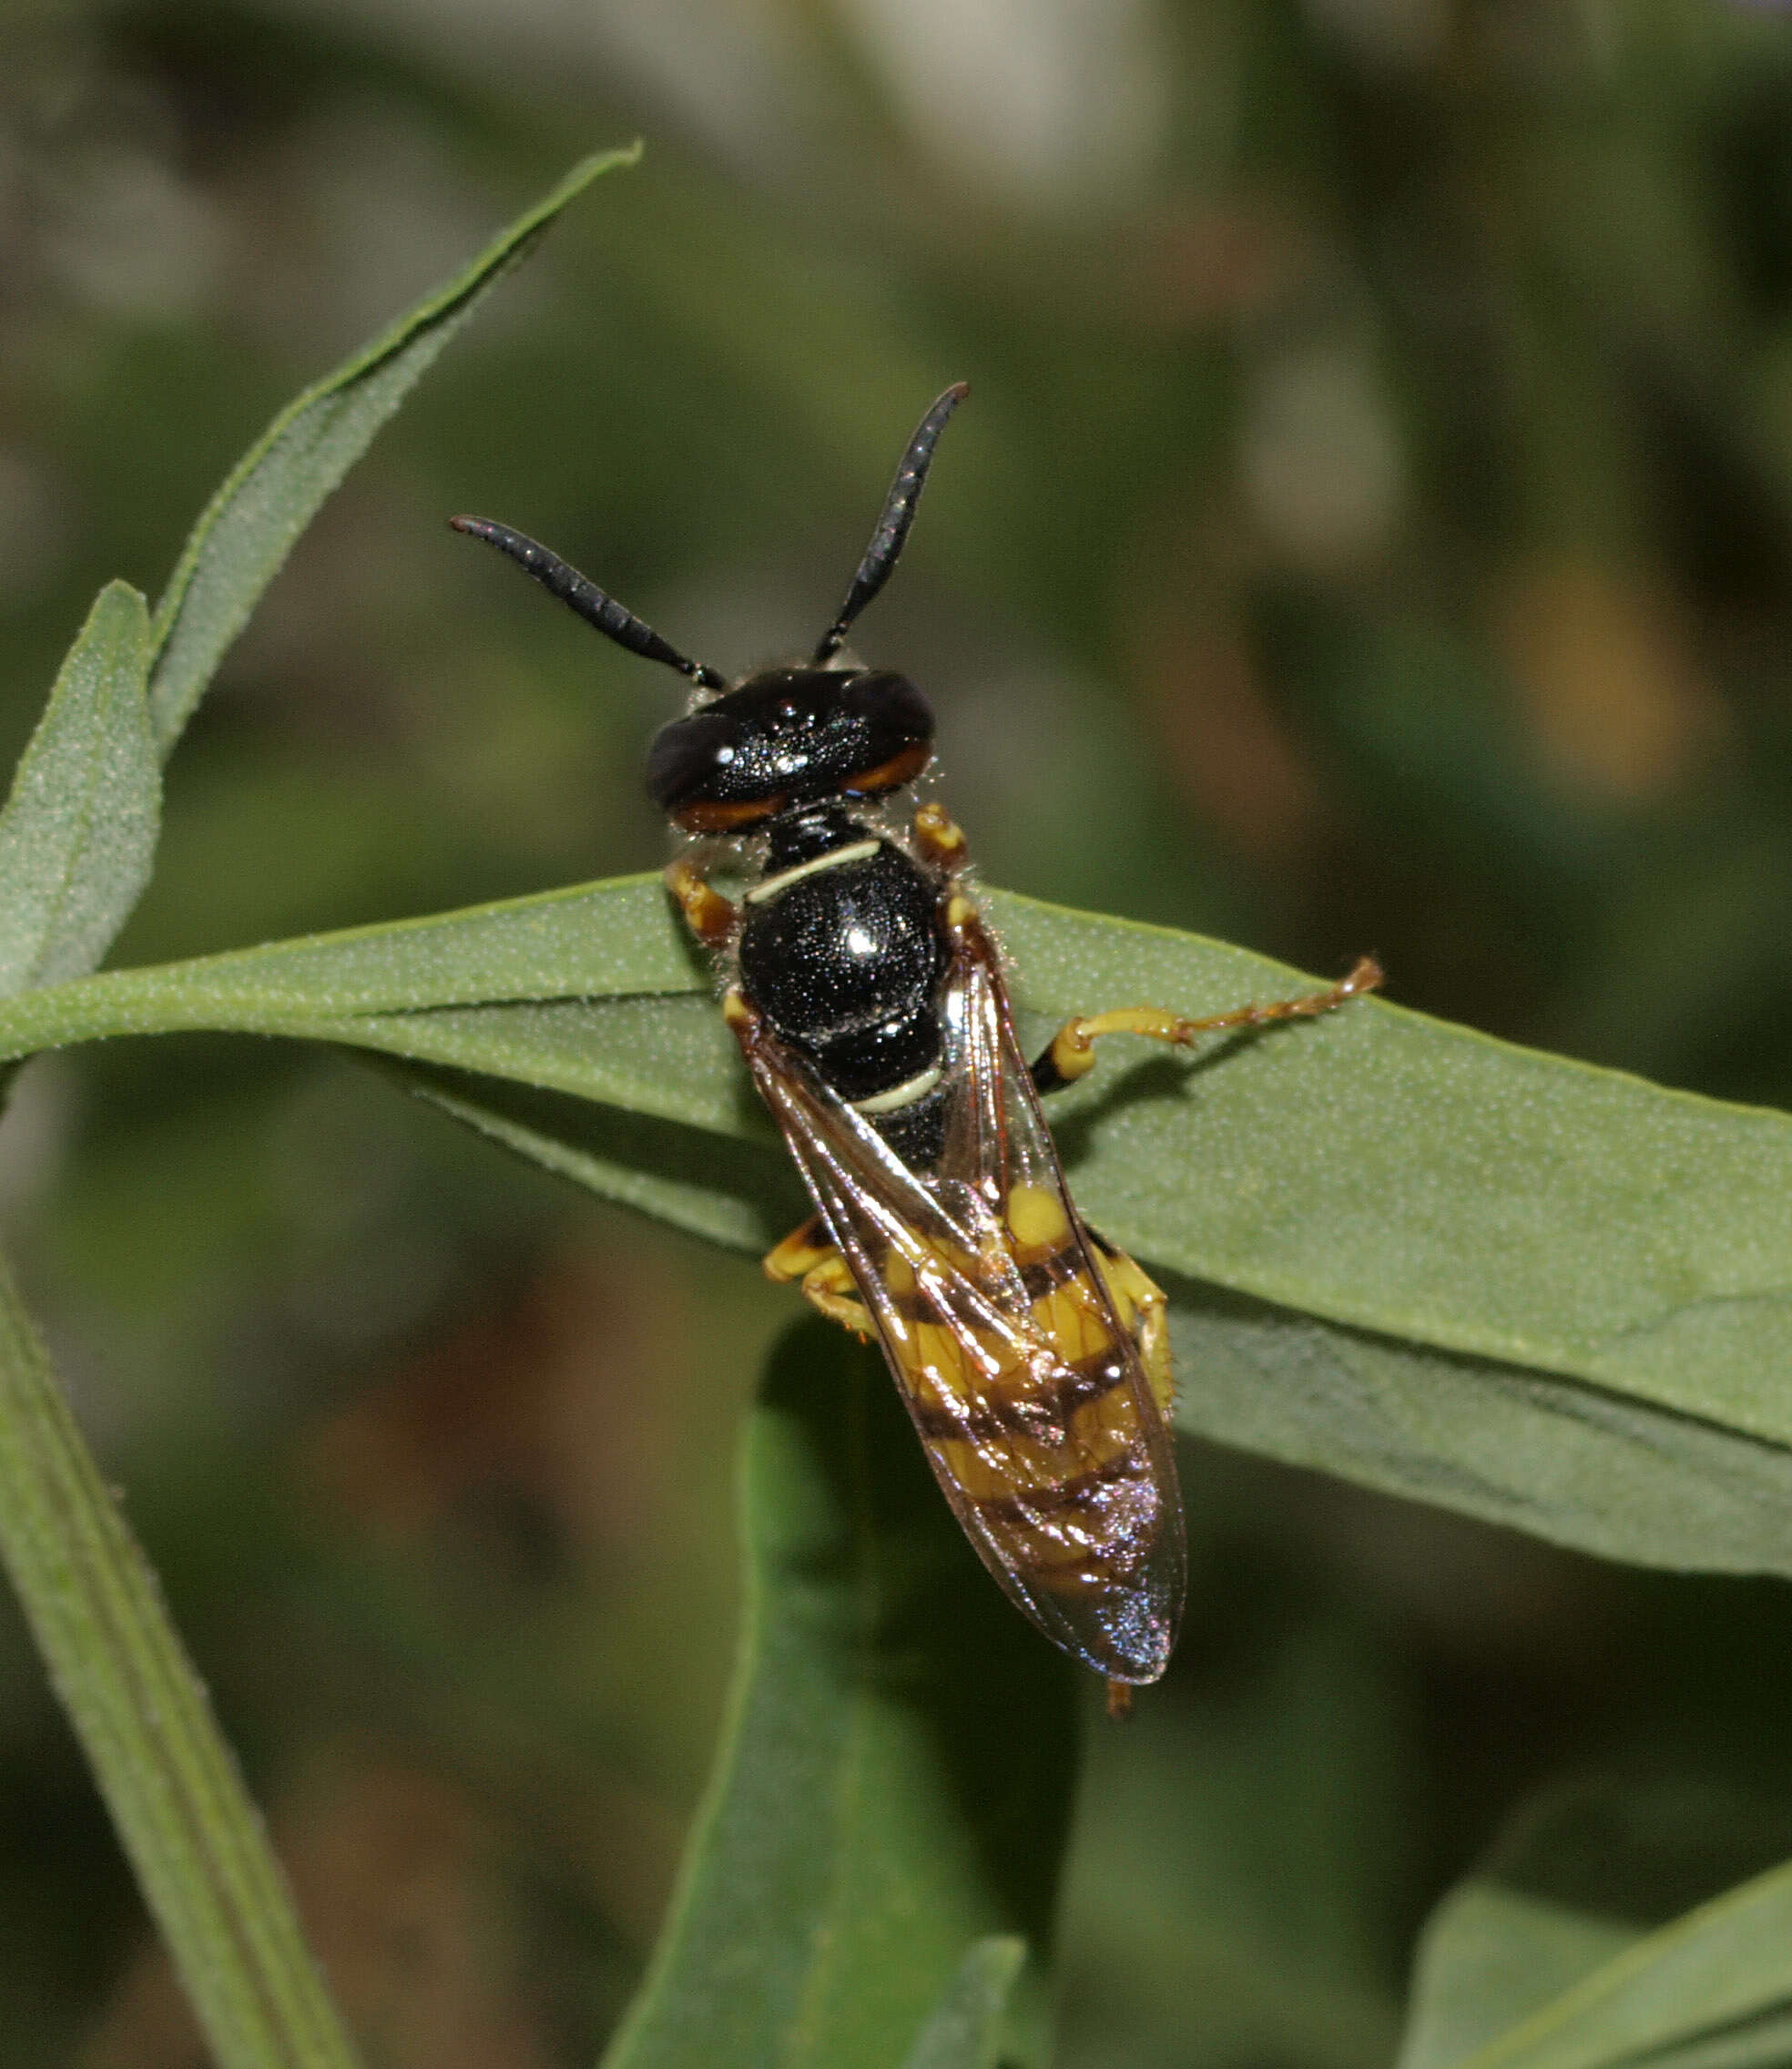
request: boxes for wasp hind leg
[1091,1243,1173,1417]
[1030,954,1382,1095]
[764,1215,877,1340]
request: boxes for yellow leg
[1093,1246,1174,1416]
[666,857,737,949]
[1035,954,1382,1091]
[912,801,969,872]
[764,1216,877,1340]
[764,1214,832,1282]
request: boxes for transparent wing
[735,915,1186,1684]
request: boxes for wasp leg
[1105,1679,1135,1721]
[764,1216,877,1340]
[1030,954,1383,1094]
[763,1214,831,1281]
[912,800,970,873]
[666,857,738,949]
[1091,1244,1174,1416]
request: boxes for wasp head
[646,667,933,834]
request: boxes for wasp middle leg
[1030,954,1382,1094]
[764,1214,877,1340]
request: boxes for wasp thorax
[646,666,933,832]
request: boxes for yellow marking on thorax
[745,840,879,904]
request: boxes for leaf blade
[145,145,640,753]
[899,1938,1027,2069]
[0,581,157,994]
[5,883,1792,1585]
[990,894,1792,1454]
[0,1249,364,2069]
[1400,1776,1792,2069]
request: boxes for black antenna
[449,515,728,692]
[814,382,968,664]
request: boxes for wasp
[452,388,1380,1711]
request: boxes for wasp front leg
[912,801,969,874]
[666,856,738,949]
[1030,955,1383,1094]
[764,1214,877,1340]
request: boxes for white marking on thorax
[745,839,880,905]
[851,1064,942,1114]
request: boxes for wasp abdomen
[738,837,946,1105]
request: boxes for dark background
[5,2,1792,2062]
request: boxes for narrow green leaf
[988,896,1792,1458]
[0,1249,363,2069]
[7,882,1792,1581]
[145,145,640,754]
[398,1065,803,1255]
[1161,1276,1792,1582]
[1400,1775,1792,2069]
[0,876,696,1063]
[1401,1882,1637,2069]
[900,1938,1027,2069]
[0,582,156,994]
[405,1077,1792,1580]
[397,1052,1792,1585]
[601,1320,1076,2069]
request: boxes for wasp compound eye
[836,671,934,793]
[646,709,750,816]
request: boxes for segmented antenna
[814,382,969,664]
[449,515,728,691]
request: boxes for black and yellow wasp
[453,389,1379,1709]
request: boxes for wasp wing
[735,915,1185,1684]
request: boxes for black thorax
[737,803,949,1161]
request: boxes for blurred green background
[6,1,1792,2063]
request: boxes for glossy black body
[736,804,949,1160]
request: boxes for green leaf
[0,1249,364,2069]
[6,882,1792,1581]
[0,582,156,994]
[145,145,640,755]
[1159,1276,1792,1584]
[899,1938,1027,2069]
[1400,1773,1792,2069]
[600,1319,1076,2069]
[0,876,700,1073]
[0,149,648,2069]
[398,1065,804,1256]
